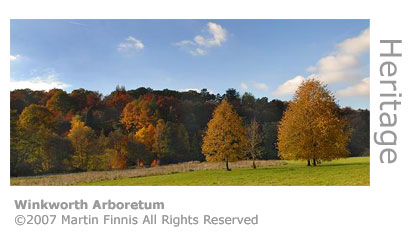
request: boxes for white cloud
[273,28,369,98]
[272,75,305,96]
[337,28,370,55]
[117,36,144,52]
[241,82,248,90]
[173,22,227,56]
[336,77,369,97]
[253,82,268,91]
[194,22,227,47]
[10,54,21,61]
[315,28,369,84]
[10,74,71,91]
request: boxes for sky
[10,19,370,109]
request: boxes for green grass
[81,157,369,186]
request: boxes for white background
[1,0,408,234]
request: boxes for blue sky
[10,19,369,108]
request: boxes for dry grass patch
[11,160,285,186]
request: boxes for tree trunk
[252,155,256,169]
[307,159,311,166]
[313,158,317,166]
[225,156,231,171]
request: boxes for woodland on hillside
[10,86,369,176]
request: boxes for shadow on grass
[318,162,369,167]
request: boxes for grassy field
[82,157,369,186]
[10,157,369,186]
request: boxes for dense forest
[10,86,369,176]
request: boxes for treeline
[10,86,369,176]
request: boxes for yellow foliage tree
[67,116,95,171]
[277,79,350,166]
[202,100,248,171]
[134,124,155,151]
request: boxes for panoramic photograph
[10,19,370,186]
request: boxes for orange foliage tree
[277,79,350,166]
[121,97,159,132]
[202,100,248,171]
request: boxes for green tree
[43,135,73,173]
[46,90,72,114]
[13,105,59,175]
[262,122,279,159]
[17,104,56,133]
[153,119,167,162]
[157,122,190,164]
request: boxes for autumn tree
[104,86,133,111]
[134,124,155,151]
[69,88,88,112]
[247,118,263,169]
[277,79,350,166]
[121,96,159,132]
[202,99,248,171]
[67,116,96,171]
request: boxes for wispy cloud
[67,21,88,27]
[240,82,249,90]
[189,48,207,56]
[253,82,268,91]
[117,36,144,52]
[173,22,228,56]
[173,40,196,47]
[10,73,71,91]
